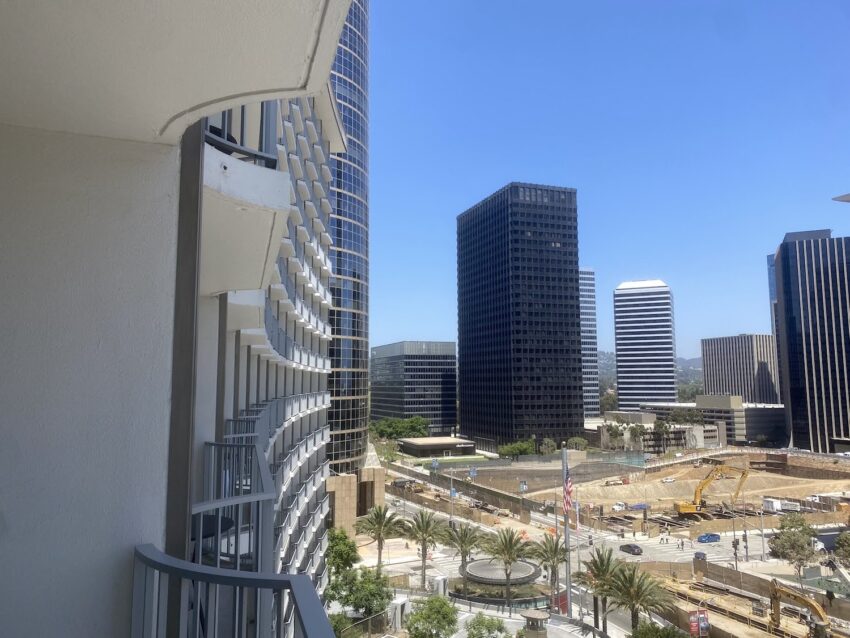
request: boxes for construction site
[385,448,850,637]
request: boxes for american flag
[563,460,573,513]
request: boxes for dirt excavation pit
[528,464,850,509]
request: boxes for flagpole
[562,442,572,618]
[576,498,584,620]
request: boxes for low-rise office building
[398,437,476,458]
[370,341,457,436]
[640,395,785,445]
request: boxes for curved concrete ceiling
[0,0,350,144]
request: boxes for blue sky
[368,1,850,358]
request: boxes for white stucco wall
[0,123,178,636]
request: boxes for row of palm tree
[354,506,673,631]
[576,547,674,633]
[354,506,562,615]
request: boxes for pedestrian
[659,535,664,544]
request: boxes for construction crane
[674,464,749,517]
[769,578,831,638]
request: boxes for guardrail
[131,543,333,638]
[203,103,278,169]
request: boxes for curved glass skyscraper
[328,0,369,475]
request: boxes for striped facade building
[775,230,850,453]
[701,334,780,404]
[580,268,600,417]
[614,280,677,411]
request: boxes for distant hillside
[598,350,617,379]
[676,357,703,384]
[597,351,703,386]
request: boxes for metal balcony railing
[131,544,333,638]
[129,439,334,637]
[203,102,279,169]
[272,259,331,347]
[195,442,275,573]
[226,390,329,454]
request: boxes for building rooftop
[783,229,831,243]
[398,437,473,446]
[616,279,668,290]
[371,341,456,357]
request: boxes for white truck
[763,497,783,513]
[780,500,802,512]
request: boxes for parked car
[661,477,676,484]
[694,551,707,561]
[611,501,627,512]
[620,543,643,555]
[697,533,721,543]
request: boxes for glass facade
[775,231,850,453]
[328,0,369,474]
[370,341,457,435]
[457,183,584,449]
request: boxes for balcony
[199,142,289,296]
[131,544,333,638]
[0,0,351,144]
[130,441,334,637]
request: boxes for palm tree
[574,546,621,635]
[405,510,447,590]
[531,533,565,611]
[482,528,533,616]
[354,505,406,574]
[605,562,675,632]
[442,523,483,595]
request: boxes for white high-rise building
[614,280,677,411]
[580,268,600,417]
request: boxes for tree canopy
[465,612,510,638]
[605,563,675,632]
[769,513,818,586]
[497,439,535,458]
[600,391,617,413]
[369,416,429,439]
[834,532,850,567]
[567,436,589,450]
[667,408,703,425]
[632,622,688,638]
[326,527,360,577]
[325,567,392,618]
[539,437,558,455]
[406,596,458,638]
[354,505,407,573]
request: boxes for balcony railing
[204,103,279,169]
[195,442,275,573]
[225,392,329,453]
[131,544,333,638]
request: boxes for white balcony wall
[0,123,177,636]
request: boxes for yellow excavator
[769,578,831,638]
[674,464,749,517]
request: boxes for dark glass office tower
[370,341,457,436]
[328,0,369,474]
[775,230,850,453]
[457,183,583,449]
